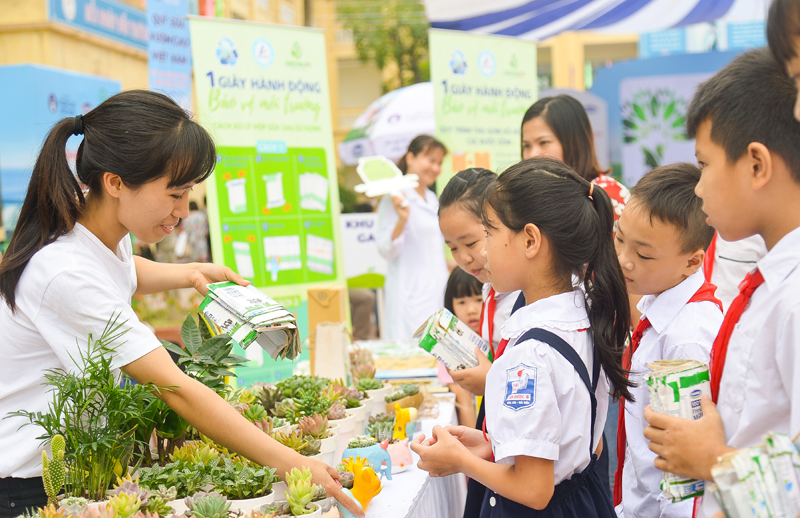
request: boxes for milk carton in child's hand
[645,359,711,502]
[414,308,490,370]
[200,282,300,360]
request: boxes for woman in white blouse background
[377,135,449,340]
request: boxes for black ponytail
[485,157,633,401]
[397,135,447,174]
[438,168,496,218]
[0,90,216,310]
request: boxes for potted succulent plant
[180,491,237,518]
[296,414,337,467]
[384,383,423,414]
[212,457,278,513]
[353,365,392,418]
[257,467,323,517]
[327,403,357,462]
[272,429,321,459]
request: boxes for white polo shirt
[0,223,162,478]
[700,226,800,517]
[485,290,609,484]
[617,269,722,518]
[481,283,521,348]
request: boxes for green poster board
[429,29,538,185]
[189,17,345,384]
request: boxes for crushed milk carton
[710,432,800,518]
[414,308,490,370]
[200,282,300,360]
[645,359,711,501]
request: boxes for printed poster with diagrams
[429,30,538,187]
[189,17,346,380]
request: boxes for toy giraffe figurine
[337,456,383,518]
[393,403,418,441]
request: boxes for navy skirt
[478,457,615,518]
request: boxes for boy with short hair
[643,47,800,518]
[613,163,722,518]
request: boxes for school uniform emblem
[504,363,537,411]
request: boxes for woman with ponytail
[0,91,362,518]
[412,157,632,518]
[377,134,449,339]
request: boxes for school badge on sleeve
[504,364,537,411]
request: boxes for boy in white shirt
[642,48,800,518]
[613,163,723,518]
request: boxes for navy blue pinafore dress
[479,329,616,518]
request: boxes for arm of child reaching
[133,256,248,296]
[643,397,735,481]
[411,425,555,510]
[122,346,365,518]
[448,347,491,395]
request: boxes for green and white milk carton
[200,282,300,360]
[645,359,711,501]
[414,308,490,370]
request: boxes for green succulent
[275,376,329,400]
[311,484,327,502]
[285,468,314,516]
[368,413,395,426]
[42,434,66,507]
[272,430,320,456]
[285,390,332,425]
[108,476,151,510]
[327,404,347,421]
[254,384,281,415]
[385,383,419,403]
[184,491,231,518]
[347,435,377,449]
[241,403,269,423]
[212,457,277,499]
[297,414,330,440]
[108,492,142,518]
[254,501,291,518]
[351,364,376,381]
[344,398,361,409]
[356,378,383,391]
[366,420,394,443]
[337,471,354,490]
[272,399,295,419]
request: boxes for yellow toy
[339,455,383,515]
[393,403,418,441]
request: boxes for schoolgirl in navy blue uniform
[412,157,633,517]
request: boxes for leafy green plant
[385,383,419,403]
[212,457,277,500]
[162,315,248,396]
[10,316,159,501]
[253,384,281,416]
[138,461,213,499]
[356,378,383,391]
[368,413,394,426]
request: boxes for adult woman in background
[377,135,449,340]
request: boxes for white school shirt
[481,283,521,348]
[0,223,162,478]
[700,226,800,517]
[485,290,609,484]
[617,270,722,518]
[709,234,766,313]
[377,189,449,340]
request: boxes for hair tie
[72,114,84,136]
[588,183,594,199]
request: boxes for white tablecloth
[365,394,468,518]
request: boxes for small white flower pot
[227,489,275,514]
[319,430,338,467]
[331,410,357,461]
[366,383,392,417]
[349,402,368,436]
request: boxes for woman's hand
[301,458,364,518]
[391,195,410,222]
[448,348,490,395]
[410,425,470,477]
[186,263,249,296]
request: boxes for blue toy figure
[341,441,393,481]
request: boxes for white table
[365,394,468,518]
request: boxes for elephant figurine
[341,440,393,480]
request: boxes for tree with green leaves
[336,0,431,92]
